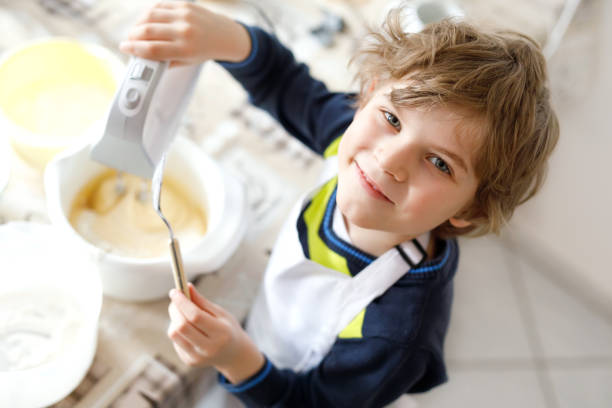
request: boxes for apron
[246,185,430,373]
[206,169,429,407]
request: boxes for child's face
[337,82,480,241]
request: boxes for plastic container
[44,136,248,301]
[0,38,124,169]
[0,222,103,408]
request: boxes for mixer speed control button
[124,87,141,109]
[130,63,153,81]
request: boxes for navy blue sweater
[217,25,457,407]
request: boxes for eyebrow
[435,146,470,174]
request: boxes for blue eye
[429,156,451,175]
[383,111,401,130]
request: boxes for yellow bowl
[0,38,124,169]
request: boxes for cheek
[334,178,352,221]
[337,130,356,170]
[337,133,349,160]
[339,120,372,158]
[401,183,460,220]
[421,186,474,222]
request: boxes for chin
[336,196,377,229]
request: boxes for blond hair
[351,9,560,238]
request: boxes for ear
[448,217,472,228]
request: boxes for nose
[374,139,411,182]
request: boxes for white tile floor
[410,234,612,408]
[508,0,612,310]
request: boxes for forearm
[208,13,251,63]
[215,333,265,384]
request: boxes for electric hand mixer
[90,51,202,300]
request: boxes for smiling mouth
[354,162,394,204]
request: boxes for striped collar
[303,179,451,278]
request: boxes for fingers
[167,301,211,367]
[168,321,198,352]
[134,3,185,25]
[168,302,210,344]
[134,9,174,26]
[119,40,181,61]
[127,23,178,42]
[170,288,223,335]
[120,19,192,60]
[170,334,203,367]
[134,1,195,25]
[152,0,193,10]
[167,304,214,367]
[121,1,220,63]
[188,283,224,317]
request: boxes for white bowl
[0,38,124,169]
[44,136,248,301]
[0,222,102,408]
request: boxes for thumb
[188,283,224,317]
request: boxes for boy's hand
[119,1,251,65]
[167,283,265,384]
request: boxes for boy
[120,1,559,406]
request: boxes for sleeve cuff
[218,358,272,393]
[218,356,290,405]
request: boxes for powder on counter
[0,288,84,371]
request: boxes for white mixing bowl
[0,222,103,408]
[0,38,124,169]
[44,136,248,301]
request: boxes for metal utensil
[152,154,190,300]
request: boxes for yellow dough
[69,170,207,258]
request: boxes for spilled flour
[0,288,84,371]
